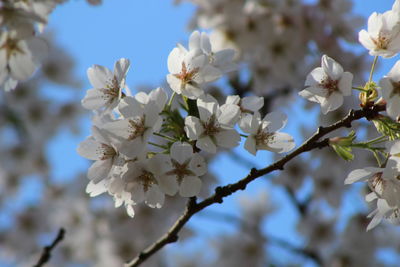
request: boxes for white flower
[379,60,400,120]
[184,94,240,153]
[102,96,162,158]
[158,142,207,197]
[358,10,400,58]
[122,156,165,209]
[189,30,237,73]
[299,55,353,114]
[166,43,221,99]
[0,30,47,90]
[239,111,295,155]
[77,126,124,183]
[134,87,168,112]
[225,95,264,123]
[82,58,130,111]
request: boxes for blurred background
[1,0,400,266]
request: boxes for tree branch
[33,228,65,267]
[125,105,384,267]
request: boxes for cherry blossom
[299,55,353,114]
[158,142,207,197]
[82,58,130,112]
[184,94,240,153]
[239,111,295,155]
[379,60,400,120]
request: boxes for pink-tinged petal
[179,176,202,197]
[244,136,257,155]
[171,142,193,164]
[266,132,295,153]
[9,50,35,80]
[158,175,179,196]
[305,67,326,87]
[338,72,353,96]
[189,154,207,176]
[344,167,382,184]
[263,111,287,132]
[145,185,164,208]
[197,136,217,153]
[114,58,130,82]
[215,129,240,149]
[218,104,240,127]
[87,159,113,183]
[321,55,343,81]
[87,64,113,88]
[239,114,259,134]
[185,116,203,140]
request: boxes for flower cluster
[78,32,295,217]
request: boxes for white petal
[263,111,287,132]
[81,88,110,110]
[185,116,203,140]
[387,95,400,119]
[86,180,107,197]
[166,74,182,94]
[215,129,240,149]
[321,55,343,81]
[305,67,326,87]
[87,64,113,88]
[338,72,353,96]
[167,47,184,74]
[196,136,217,153]
[179,176,202,197]
[114,58,130,82]
[189,30,201,51]
[218,104,240,127]
[344,167,382,184]
[77,137,104,160]
[158,175,179,196]
[197,94,218,121]
[87,159,113,183]
[321,92,343,114]
[244,137,257,155]
[145,185,165,208]
[118,96,143,118]
[189,154,207,176]
[266,132,295,153]
[171,142,193,164]
[130,183,145,204]
[225,95,240,105]
[239,114,259,134]
[196,65,222,83]
[200,32,212,54]
[9,50,35,80]
[241,96,264,112]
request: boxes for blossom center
[128,117,147,140]
[104,76,120,98]
[137,170,157,192]
[98,143,117,160]
[174,62,199,85]
[368,172,385,196]
[1,36,24,60]
[372,32,389,50]
[320,77,339,95]
[255,128,274,146]
[201,115,220,137]
[166,159,194,184]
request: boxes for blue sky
[42,0,398,265]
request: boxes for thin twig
[33,228,65,267]
[125,105,385,267]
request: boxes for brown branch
[125,105,384,267]
[33,228,65,267]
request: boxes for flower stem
[167,92,176,108]
[148,142,168,149]
[352,86,369,92]
[240,134,248,138]
[368,56,378,83]
[153,132,177,142]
